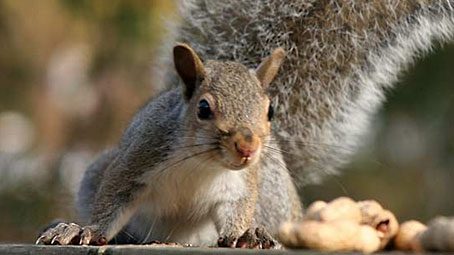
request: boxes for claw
[35,236,44,245]
[255,227,276,249]
[219,227,279,249]
[50,235,58,245]
[236,228,258,248]
[217,235,237,248]
[35,222,105,246]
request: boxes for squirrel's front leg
[85,168,146,244]
[216,196,255,247]
[216,198,277,249]
[216,167,277,249]
[37,158,146,245]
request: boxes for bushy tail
[156,0,454,185]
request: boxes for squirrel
[37,0,454,248]
[37,44,302,247]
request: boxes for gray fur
[75,59,300,245]
[77,89,186,239]
[157,0,454,184]
[255,140,302,230]
[76,148,118,223]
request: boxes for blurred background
[0,0,452,243]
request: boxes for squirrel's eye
[268,104,274,121]
[197,99,212,120]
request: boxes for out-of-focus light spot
[59,150,94,195]
[383,114,427,167]
[47,44,98,118]
[0,112,35,154]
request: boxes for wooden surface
[0,244,452,255]
[0,244,335,255]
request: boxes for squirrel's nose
[232,127,259,159]
[235,142,256,158]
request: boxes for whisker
[140,137,218,152]
[180,151,216,187]
[156,147,219,175]
[264,140,387,168]
[330,176,350,196]
[262,149,350,196]
[267,138,358,154]
[164,225,176,242]
[141,215,158,244]
[118,229,138,243]
[263,145,288,155]
[171,142,219,151]
[261,150,293,176]
[177,135,219,141]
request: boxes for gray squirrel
[37,0,454,248]
[37,44,300,248]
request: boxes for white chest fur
[133,156,248,244]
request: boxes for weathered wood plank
[0,244,452,255]
[97,245,321,255]
[0,244,97,255]
[0,244,324,255]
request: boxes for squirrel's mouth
[222,151,260,170]
[218,134,263,170]
[228,160,251,170]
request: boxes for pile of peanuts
[278,197,454,253]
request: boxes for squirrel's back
[154,1,454,184]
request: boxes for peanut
[394,220,426,251]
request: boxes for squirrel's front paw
[218,227,279,249]
[36,223,106,246]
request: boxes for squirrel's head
[173,43,285,170]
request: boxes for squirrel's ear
[255,47,285,88]
[174,43,206,100]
